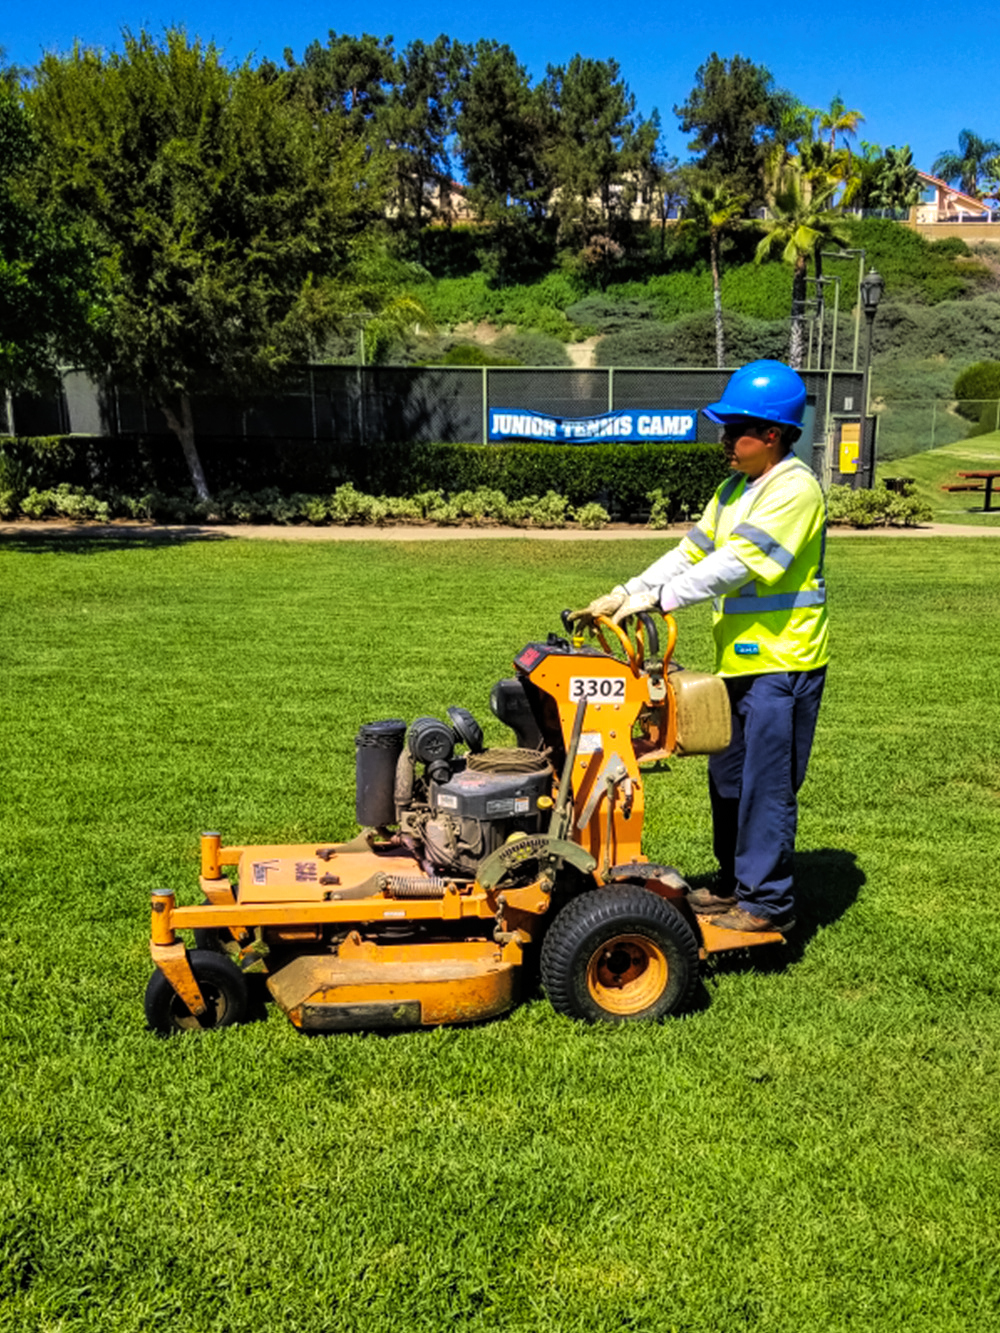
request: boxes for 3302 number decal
[570,676,626,701]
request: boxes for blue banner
[488,407,698,443]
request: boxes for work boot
[710,906,794,933]
[686,886,737,915]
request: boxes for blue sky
[5,1,998,178]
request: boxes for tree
[282,31,395,137]
[674,53,792,204]
[381,36,460,249]
[755,162,850,368]
[932,129,1000,198]
[544,55,649,247]
[679,182,748,367]
[0,77,97,403]
[454,40,555,282]
[818,96,864,153]
[29,29,392,501]
[870,146,920,212]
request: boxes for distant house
[913,171,991,223]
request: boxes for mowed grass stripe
[1,534,998,1332]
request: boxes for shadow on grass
[0,524,234,555]
[697,847,865,988]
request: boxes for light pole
[857,267,884,489]
[822,247,866,371]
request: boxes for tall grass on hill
[1,535,999,1332]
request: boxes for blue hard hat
[703,360,807,429]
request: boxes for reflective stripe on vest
[687,527,715,555]
[721,585,827,614]
[731,522,795,571]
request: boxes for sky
[5,0,999,178]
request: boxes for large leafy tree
[674,53,792,204]
[29,29,389,500]
[0,76,97,403]
[932,129,1000,198]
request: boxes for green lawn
[1,533,999,1332]
[878,430,1000,525]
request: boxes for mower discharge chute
[145,612,785,1035]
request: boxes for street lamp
[857,268,885,489]
[822,247,867,370]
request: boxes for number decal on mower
[570,676,626,702]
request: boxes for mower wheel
[540,887,698,1023]
[144,949,248,1035]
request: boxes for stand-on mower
[145,612,786,1035]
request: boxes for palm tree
[819,96,865,153]
[755,161,850,368]
[680,183,747,367]
[932,129,1000,198]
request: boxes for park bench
[941,471,1000,512]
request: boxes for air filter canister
[355,719,407,827]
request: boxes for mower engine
[356,703,552,878]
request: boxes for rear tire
[144,949,248,1034]
[541,887,698,1023]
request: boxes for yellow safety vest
[679,456,829,676]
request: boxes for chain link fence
[11,364,867,477]
[873,399,999,461]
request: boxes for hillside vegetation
[408,219,1000,460]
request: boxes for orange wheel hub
[586,934,668,1015]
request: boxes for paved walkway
[1,520,998,542]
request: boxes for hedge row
[0,436,729,521]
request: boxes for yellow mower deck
[146,613,784,1035]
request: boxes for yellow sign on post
[839,422,860,474]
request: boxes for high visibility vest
[679,456,829,677]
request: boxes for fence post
[482,367,488,444]
[608,367,614,412]
[995,398,999,433]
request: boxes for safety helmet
[703,360,806,429]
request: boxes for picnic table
[941,470,1000,512]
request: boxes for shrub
[595,311,788,368]
[825,482,932,528]
[573,501,610,529]
[953,360,1000,422]
[19,484,111,521]
[646,489,674,528]
[491,329,572,367]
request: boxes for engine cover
[429,766,550,819]
[416,765,551,876]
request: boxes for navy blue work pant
[707,667,827,921]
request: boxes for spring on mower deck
[387,875,447,898]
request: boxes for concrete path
[1,520,999,542]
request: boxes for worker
[570,360,828,933]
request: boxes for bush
[491,329,572,367]
[19,484,111,521]
[953,360,1000,422]
[825,482,932,528]
[573,501,610,529]
[595,310,788,368]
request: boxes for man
[571,360,828,932]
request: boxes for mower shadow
[690,847,865,997]
[0,525,234,555]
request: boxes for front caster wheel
[144,949,249,1034]
[541,887,698,1023]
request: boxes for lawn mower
[145,611,786,1035]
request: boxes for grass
[1,532,999,1332]
[878,430,1000,525]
